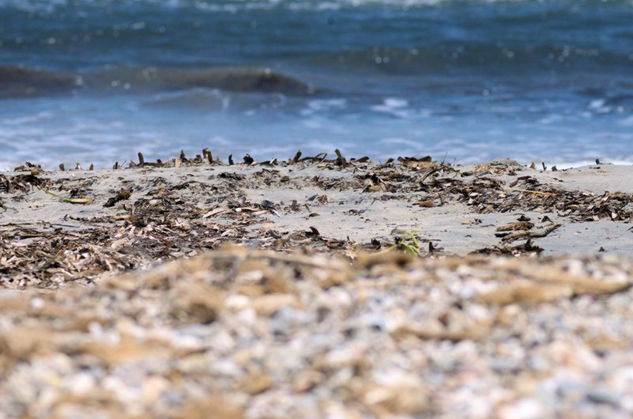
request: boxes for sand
[2,154,633,417]
[2,157,632,262]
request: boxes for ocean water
[2,0,633,169]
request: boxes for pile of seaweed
[2,151,632,288]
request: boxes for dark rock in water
[0,66,77,98]
[0,65,316,97]
[177,68,315,95]
[84,67,316,95]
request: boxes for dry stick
[203,148,213,164]
[334,149,347,166]
[419,168,439,184]
[501,223,562,243]
[505,187,559,197]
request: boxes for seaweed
[2,150,633,288]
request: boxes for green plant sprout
[390,229,422,256]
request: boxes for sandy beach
[2,153,633,417]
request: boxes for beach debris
[307,194,331,205]
[42,189,93,204]
[310,152,328,162]
[306,226,320,237]
[243,154,255,165]
[390,230,422,256]
[203,148,213,163]
[13,161,42,173]
[1,172,48,193]
[498,223,561,243]
[362,173,392,192]
[414,199,435,208]
[4,153,633,417]
[471,239,544,256]
[418,167,439,184]
[496,220,534,232]
[475,159,522,175]
[335,148,347,167]
[398,155,436,171]
[103,188,131,207]
[2,150,633,288]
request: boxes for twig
[419,168,439,184]
[505,187,559,197]
[501,224,562,243]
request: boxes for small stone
[244,372,273,395]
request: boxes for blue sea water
[1,0,633,169]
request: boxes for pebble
[1,251,633,417]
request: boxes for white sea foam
[538,115,563,124]
[0,0,565,13]
[2,112,53,126]
[301,99,347,116]
[618,115,633,126]
[589,99,606,109]
[551,159,633,169]
[371,98,410,118]
[206,136,232,147]
[380,137,420,148]
[301,118,324,128]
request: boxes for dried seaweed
[2,151,633,288]
[3,151,633,418]
[0,172,49,193]
[103,188,131,207]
